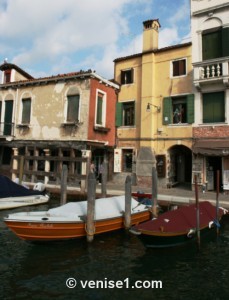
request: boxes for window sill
[93,126,110,132]
[167,123,190,127]
[16,124,30,128]
[61,121,82,127]
[118,126,136,129]
[198,122,227,126]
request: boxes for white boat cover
[5,196,148,222]
[47,195,147,221]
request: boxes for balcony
[193,57,229,90]
[0,122,15,138]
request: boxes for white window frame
[170,58,187,78]
[95,89,107,127]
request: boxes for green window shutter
[186,94,194,124]
[222,27,229,57]
[163,97,172,125]
[67,95,80,122]
[133,101,136,126]
[115,102,123,127]
[96,95,103,125]
[4,100,13,135]
[203,92,225,123]
[22,98,31,123]
[202,29,222,60]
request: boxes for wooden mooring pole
[60,164,68,205]
[19,156,25,185]
[101,159,108,198]
[151,167,158,217]
[86,172,96,242]
[195,175,200,249]
[216,170,220,237]
[124,175,132,229]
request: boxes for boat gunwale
[4,210,151,224]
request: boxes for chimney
[142,19,160,52]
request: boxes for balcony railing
[193,57,229,89]
[0,122,15,137]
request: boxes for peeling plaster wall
[11,79,91,141]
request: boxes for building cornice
[0,70,119,90]
[113,42,192,63]
[192,2,229,16]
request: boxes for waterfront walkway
[100,182,229,209]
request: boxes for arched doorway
[168,145,192,188]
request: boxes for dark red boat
[130,201,228,248]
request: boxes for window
[95,91,106,127]
[21,98,31,124]
[172,97,187,124]
[202,27,229,60]
[203,92,225,123]
[4,70,11,83]
[121,69,134,85]
[123,102,135,126]
[96,92,104,126]
[202,28,222,61]
[172,59,186,77]
[4,100,13,135]
[163,95,194,125]
[67,95,80,122]
[116,101,135,127]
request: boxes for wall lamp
[146,103,161,113]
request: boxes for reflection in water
[1,202,229,299]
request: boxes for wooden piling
[195,175,200,249]
[216,170,220,236]
[151,167,158,217]
[60,164,68,205]
[124,175,132,229]
[86,172,96,242]
[101,160,108,198]
[19,156,25,185]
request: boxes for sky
[0,0,191,80]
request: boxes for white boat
[4,195,151,241]
[0,175,49,210]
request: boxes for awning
[193,140,229,156]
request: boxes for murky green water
[1,199,229,300]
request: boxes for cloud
[159,27,179,48]
[0,0,150,77]
[0,0,190,79]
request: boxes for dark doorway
[206,156,222,191]
[169,145,192,189]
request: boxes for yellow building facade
[114,19,194,187]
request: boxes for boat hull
[134,225,217,248]
[131,201,228,248]
[0,195,49,210]
[5,210,151,241]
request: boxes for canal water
[0,198,229,300]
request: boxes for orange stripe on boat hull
[5,211,151,241]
